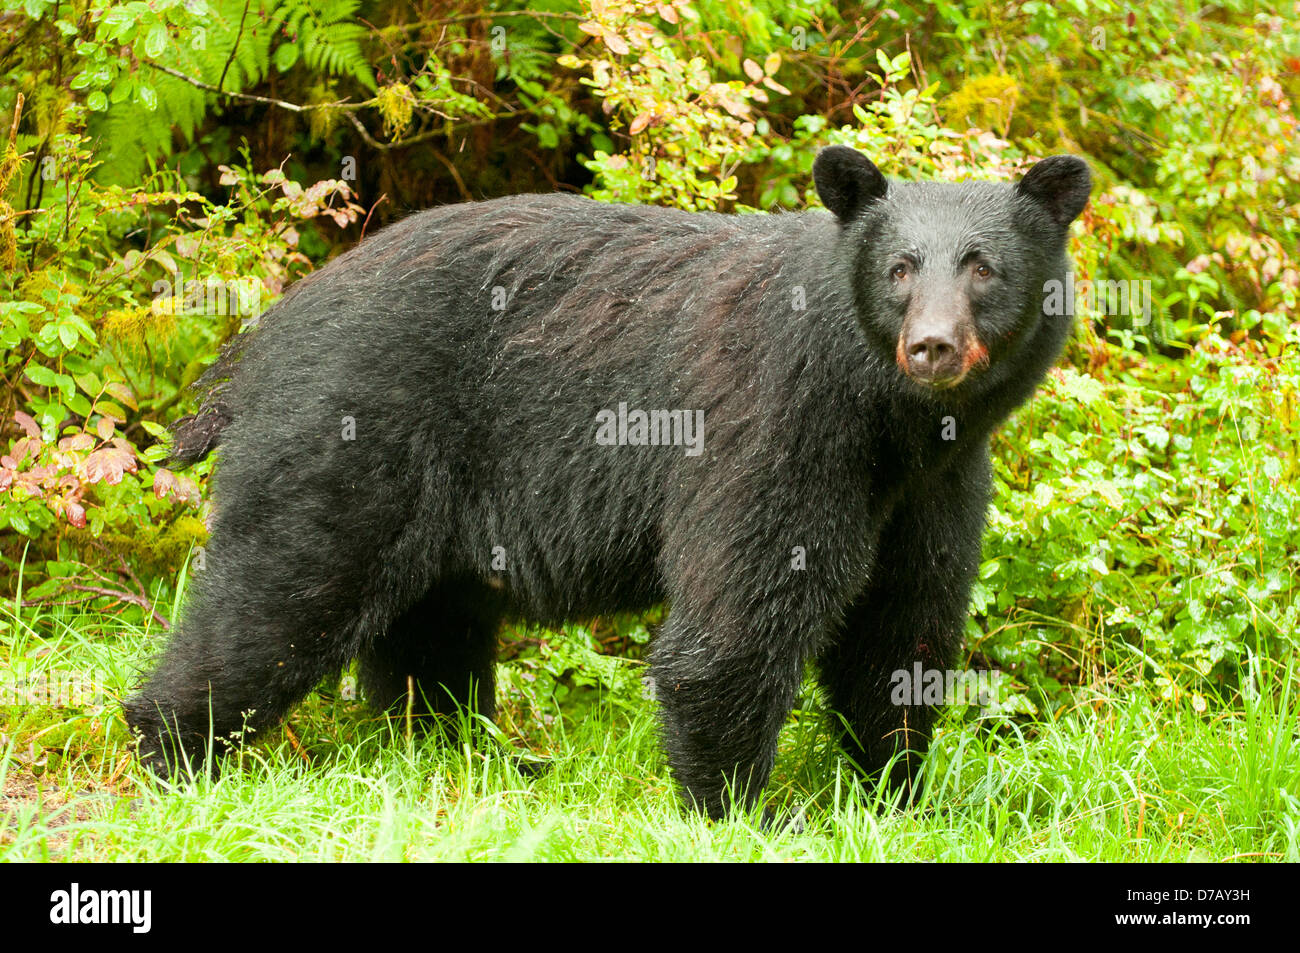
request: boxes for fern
[270,0,377,91]
[93,0,276,184]
[92,0,376,185]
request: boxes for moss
[99,514,207,580]
[942,74,1019,138]
[101,303,177,350]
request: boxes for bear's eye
[890,263,909,281]
[975,263,993,279]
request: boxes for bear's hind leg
[358,578,503,732]
[125,593,360,779]
[125,492,429,778]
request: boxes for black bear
[126,146,1090,820]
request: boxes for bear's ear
[1015,155,1092,226]
[813,146,888,223]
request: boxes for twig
[217,0,251,94]
[62,584,170,631]
[346,110,381,146]
[359,192,388,239]
[282,724,312,765]
[431,146,473,201]
[146,60,517,144]
[19,595,100,609]
[8,92,22,143]
[344,110,508,155]
[111,548,158,623]
[143,59,368,113]
[380,11,584,35]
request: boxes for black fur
[126,148,1090,818]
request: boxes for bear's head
[814,145,1091,395]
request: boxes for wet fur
[127,153,1088,818]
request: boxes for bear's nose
[907,335,955,367]
[900,328,966,384]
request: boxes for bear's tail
[165,326,254,466]
[168,400,233,466]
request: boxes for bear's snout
[904,330,961,383]
[898,319,983,387]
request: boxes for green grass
[2,600,1297,862]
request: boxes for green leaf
[144,22,168,58]
[103,7,138,41]
[110,77,135,104]
[273,43,299,73]
[95,401,129,421]
[25,364,60,389]
[73,371,102,395]
[8,510,32,536]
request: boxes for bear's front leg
[819,446,991,798]
[650,450,879,820]
[651,608,808,820]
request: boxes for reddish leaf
[155,468,201,506]
[7,437,36,466]
[605,31,630,56]
[81,446,136,485]
[64,502,86,528]
[58,433,95,452]
[14,411,40,438]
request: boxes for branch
[431,146,474,202]
[110,548,157,623]
[359,192,389,239]
[145,61,516,135]
[8,92,22,143]
[379,11,584,36]
[61,584,171,631]
[217,0,252,93]
[143,59,370,113]
[344,110,508,155]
